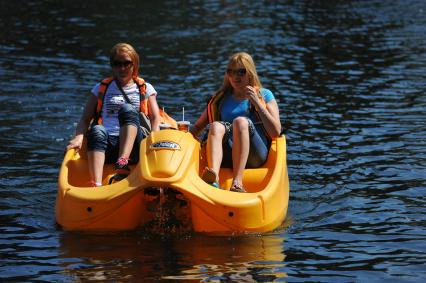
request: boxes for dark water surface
[1,0,426,282]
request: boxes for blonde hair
[218,52,262,94]
[109,43,140,78]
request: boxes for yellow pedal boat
[56,129,289,233]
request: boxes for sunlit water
[1,1,425,282]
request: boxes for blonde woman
[190,52,281,192]
[67,43,161,186]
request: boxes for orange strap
[96,76,177,129]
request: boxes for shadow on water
[58,232,287,282]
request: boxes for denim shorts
[86,104,147,164]
[218,118,270,168]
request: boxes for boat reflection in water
[58,231,287,281]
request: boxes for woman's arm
[246,86,281,138]
[189,108,209,138]
[256,99,281,138]
[147,95,161,131]
[66,94,97,152]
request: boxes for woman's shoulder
[90,82,102,96]
[144,81,157,96]
[144,81,154,88]
[260,88,275,102]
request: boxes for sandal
[109,157,131,184]
[201,167,222,189]
[230,182,247,193]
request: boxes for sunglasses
[226,68,247,77]
[112,60,133,68]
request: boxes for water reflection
[59,233,287,282]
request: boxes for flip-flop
[201,167,217,183]
[211,182,221,189]
[230,183,247,193]
[201,167,223,189]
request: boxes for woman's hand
[246,86,261,106]
[66,134,83,152]
[64,94,97,153]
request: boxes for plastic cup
[177,121,190,132]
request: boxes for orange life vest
[95,76,177,129]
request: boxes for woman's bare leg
[231,117,250,187]
[206,122,226,180]
[118,124,138,159]
[88,151,105,185]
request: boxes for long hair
[217,52,262,95]
[109,43,140,78]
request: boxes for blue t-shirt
[220,88,275,122]
[220,88,275,144]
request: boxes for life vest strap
[94,76,177,129]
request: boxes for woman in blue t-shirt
[190,52,281,192]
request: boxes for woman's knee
[88,125,107,140]
[118,104,139,127]
[209,121,226,136]
[87,125,108,151]
[232,117,249,132]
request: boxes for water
[1,0,426,281]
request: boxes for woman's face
[227,62,250,91]
[111,51,134,85]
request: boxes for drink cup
[177,121,190,132]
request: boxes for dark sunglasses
[226,68,247,77]
[112,60,133,68]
